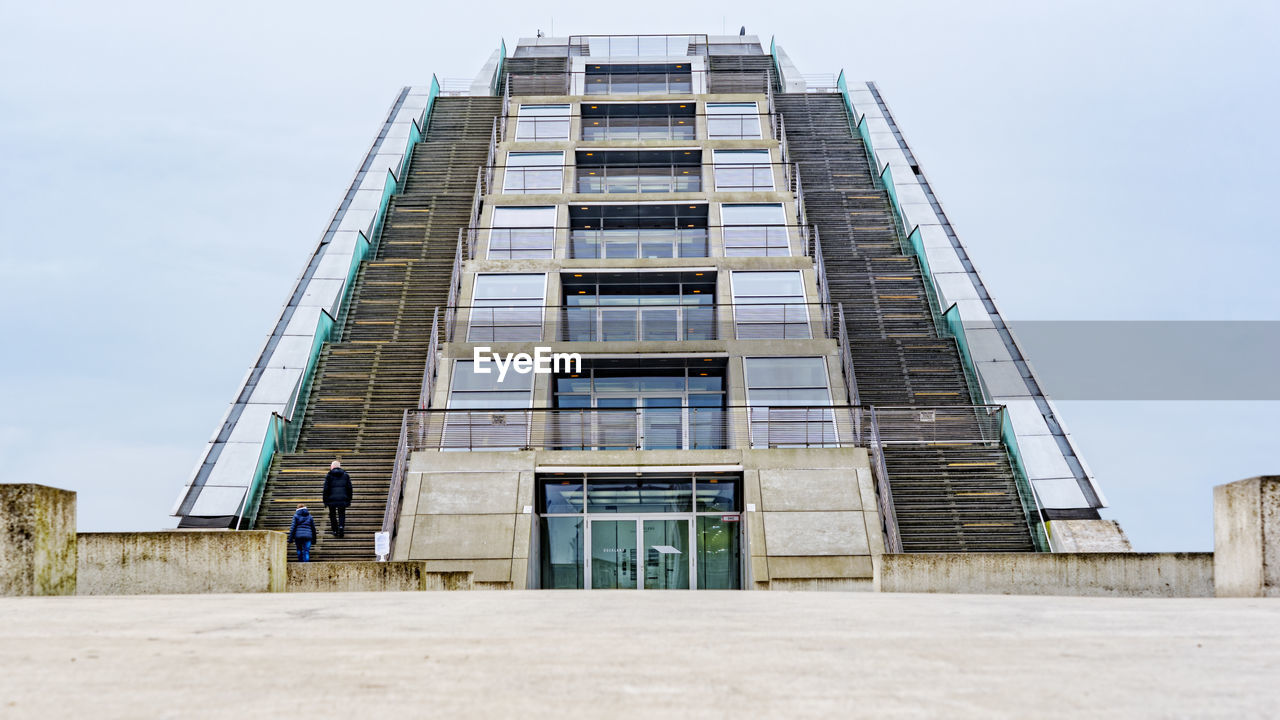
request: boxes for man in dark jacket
[287,504,317,562]
[323,460,353,538]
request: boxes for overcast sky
[1,0,1276,551]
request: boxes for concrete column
[0,484,77,596]
[1214,476,1280,597]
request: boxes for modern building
[172,33,1129,590]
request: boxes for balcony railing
[506,69,772,97]
[465,224,813,260]
[575,165,703,193]
[486,162,799,196]
[503,112,780,142]
[446,303,834,344]
[405,405,862,452]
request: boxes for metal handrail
[868,409,903,553]
[487,162,800,196]
[420,307,440,410]
[405,405,862,452]
[380,409,411,555]
[444,237,463,339]
[505,69,773,97]
[445,302,836,344]
[502,111,786,143]
[466,223,811,260]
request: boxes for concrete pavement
[0,591,1276,718]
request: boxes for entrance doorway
[588,516,691,590]
[537,473,743,590]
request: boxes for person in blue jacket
[288,504,317,562]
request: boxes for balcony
[465,224,814,260]
[406,405,862,452]
[446,303,834,344]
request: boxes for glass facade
[538,474,742,590]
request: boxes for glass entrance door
[588,517,692,589]
[590,519,637,589]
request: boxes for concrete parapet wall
[1214,476,1280,597]
[78,531,287,595]
[875,552,1213,598]
[287,562,474,592]
[1,484,77,596]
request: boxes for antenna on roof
[740,26,746,36]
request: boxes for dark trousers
[328,505,346,535]
[295,539,311,562]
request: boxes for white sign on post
[374,531,391,561]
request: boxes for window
[489,206,556,259]
[743,357,836,448]
[581,103,695,141]
[584,63,693,95]
[706,102,761,139]
[444,360,534,451]
[712,149,773,191]
[514,105,571,141]
[730,271,810,339]
[569,204,707,259]
[448,359,535,409]
[562,272,715,343]
[576,149,701,194]
[468,274,546,342]
[503,152,563,194]
[721,203,789,257]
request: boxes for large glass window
[514,104,571,141]
[552,359,726,450]
[706,102,761,139]
[743,357,836,447]
[569,204,707,259]
[581,102,695,141]
[502,152,564,194]
[576,149,701,194]
[713,149,774,191]
[536,472,742,591]
[730,271,810,339]
[444,359,535,450]
[721,203,790,257]
[561,272,715,343]
[583,36,694,57]
[489,206,556,259]
[468,273,546,342]
[584,63,693,95]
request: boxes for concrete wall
[1214,476,1280,597]
[78,531,287,595]
[0,484,77,596]
[394,446,877,590]
[286,561,473,592]
[875,552,1214,598]
[1048,519,1133,552]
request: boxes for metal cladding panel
[934,272,982,302]
[298,279,343,309]
[976,360,1032,398]
[247,367,304,405]
[325,230,363,255]
[202,442,264,490]
[335,208,377,235]
[963,327,1017,364]
[899,202,941,233]
[1033,477,1090,509]
[190,485,249,517]
[226,404,279,444]
[313,250,355,280]
[1018,435,1077,480]
[917,224,951,249]
[283,306,324,336]
[265,335,313,370]
[346,188,385,212]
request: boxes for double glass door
[588,517,691,590]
